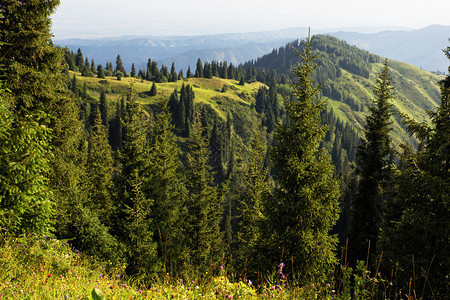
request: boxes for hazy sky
[51,0,450,39]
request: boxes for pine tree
[349,59,395,264]
[265,35,341,284]
[145,98,186,275]
[75,48,84,70]
[114,87,158,276]
[130,63,136,77]
[195,58,203,78]
[379,48,450,297]
[0,0,83,236]
[90,59,96,74]
[170,62,178,82]
[186,66,193,78]
[149,81,157,96]
[97,64,105,78]
[184,115,224,272]
[86,109,114,225]
[237,131,269,275]
[99,88,109,128]
[115,54,126,76]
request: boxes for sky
[51,0,450,39]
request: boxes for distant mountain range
[55,25,449,73]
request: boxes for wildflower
[117,274,121,279]
[220,266,224,270]
[248,279,253,285]
[326,283,331,287]
[271,286,275,290]
[47,274,52,278]
[19,290,23,294]
[191,280,194,284]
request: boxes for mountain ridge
[55,25,449,72]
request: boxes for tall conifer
[265,34,341,284]
[349,59,395,263]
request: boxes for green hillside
[244,35,444,148]
[323,60,442,147]
[75,54,443,151]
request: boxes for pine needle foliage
[265,33,341,285]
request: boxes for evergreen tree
[90,58,96,74]
[97,64,105,78]
[130,63,136,77]
[236,131,269,275]
[186,66,193,78]
[0,0,84,236]
[379,48,450,297]
[115,54,126,76]
[349,59,395,264]
[149,81,157,96]
[75,48,84,70]
[146,98,186,275]
[184,115,224,272]
[195,58,203,78]
[264,35,341,284]
[170,62,178,82]
[115,87,159,276]
[86,109,114,223]
[99,88,109,128]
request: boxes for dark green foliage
[114,88,159,276]
[130,63,136,77]
[0,102,54,235]
[169,62,178,82]
[90,59,96,74]
[97,65,105,78]
[149,81,157,96]
[186,66,192,78]
[379,48,450,297]
[75,48,84,70]
[236,131,269,276]
[349,59,395,264]
[264,35,341,284]
[115,54,126,76]
[179,84,195,136]
[168,88,185,132]
[183,115,224,272]
[145,98,186,274]
[86,109,114,226]
[0,0,83,236]
[195,58,203,78]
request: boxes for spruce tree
[170,62,178,82]
[130,63,136,77]
[184,115,224,272]
[75,48,84,70]
[349,59,395,264]
[115,87,159,276]
[379,48,450,297]
[146,98,186,275]
[115,54,126,76]
[265,35,341,284]
[0,0,84,236]
[195,58,203,78]
[237,131,269,275]
[149,81,157,96]
[90,58,96,74]
[97,64,105,78]
[186,66,192,78]
[86,109,114,225]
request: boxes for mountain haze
[55,25,449,73]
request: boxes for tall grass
[0,234,422,299]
